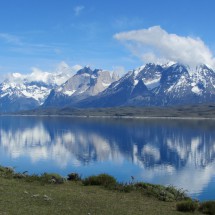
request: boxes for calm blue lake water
[0,116,215,200]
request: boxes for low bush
[199,201,215,215]
[0,166,14,178]
[40,173,65,184]
[83,174,117,188]
[134,183,188,202]
[13,173,27,179]
[24,174,41,182]
[67,173,81,181]
[176,200,198,212]
[166,186,188,201]
[25,173,65,184]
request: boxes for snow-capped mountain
[76,63,215,108]
[0,62,82,112]
[43,66,119,108]
[153,63,215,105]
[1,62,215,112]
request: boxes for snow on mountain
[0,62,82,112]
[1,61,215,112]
[43,66,119,108]
[60,66,118,97]
[77,64,158,107]
[136,63,163,90]
[77,63,215,108]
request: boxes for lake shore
[0,166,204,215]
[4,114,215,120]
[5,104,215,119]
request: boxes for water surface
[0,116,215,200]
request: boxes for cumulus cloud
[112,66,126,77]
[55,61,82,74]
[73,5,85,16]
[6,61,83,85]
[114,26,215,68]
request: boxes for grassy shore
[0,167,208,215]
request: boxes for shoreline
[2,104,215,119]
[0,165,214,214]
[2,114,215,120]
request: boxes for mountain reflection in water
[0,116,215,200]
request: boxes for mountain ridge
[75,63,215,108]
[1,62,215,112]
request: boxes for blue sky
[0,0,215,74]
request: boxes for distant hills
[1,62,215,112]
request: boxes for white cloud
[6,61,82,86]
[55,61,82,74]
[0,33,22,45]
[114,26,215,68]
[73,5,85,16]
[112,66,126,77]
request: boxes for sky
[0,0,215,75]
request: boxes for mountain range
[1,62,215,112]
[0,62,81,112]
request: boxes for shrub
[13,173,27,179]
[166,186,188,201]
[134,183,189,202]
[199,201,215,215]
[83,174,117,188]
[176,200,198,212]
[23,173,64,184]
[40,173,65,184]
[24,174,41,182]
[67,173,81,181]
[0,166,15,178]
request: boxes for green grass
[199,201,215,215]
[83,174,117,187]
[0,167,204,215]
[0,177,203,215]
[176,200,199,212]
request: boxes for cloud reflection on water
[0,117,215,198]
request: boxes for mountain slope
[1,62,215,112]
[43,66,119,108]
[77,63,215,108]
[0,63,81,112]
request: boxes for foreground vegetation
[0,166,214,214]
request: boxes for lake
[0,116,215,200]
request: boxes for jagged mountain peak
[161,61,176,68]
[1,61,215,112]
[195,64,214,74]
[167,62,188,71]
[75,62,215,108]
[76,66,94,75]
[75,66,112,77]
[43,67,119,108]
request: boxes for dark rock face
[76,63,215,108]
[43,67,119,108]
[0,94,39,113]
